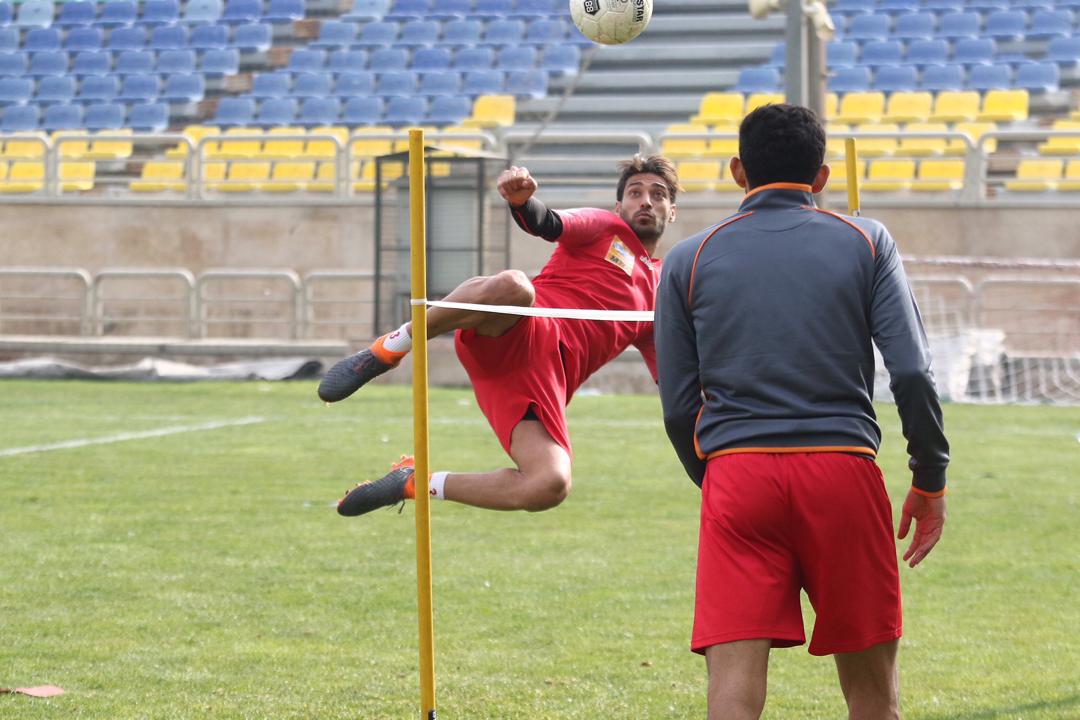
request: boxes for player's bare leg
[318,269,534,402]
[704,639,772,720]
[833,640,900,720]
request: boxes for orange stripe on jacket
[687,212,754,306]
[810,207,876,258]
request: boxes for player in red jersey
[320,156,680,516]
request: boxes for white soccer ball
[569,0,652,46]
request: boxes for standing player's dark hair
[738,104,826,189]
[616,154,681,203]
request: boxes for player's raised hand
[897,489,946,568]
[497,166,538,206]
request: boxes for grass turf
[0,380,1077,719]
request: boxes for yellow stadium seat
[1059,159,1080,191]
[950,121,997,155]
[835,92,885,124]
[461,95,513,129]
[308,159,362,192]
[690,92,744,126]
[428,125,484,156]
[0,161,7,181]
[350,126,396,159]
[2,132,47,159]
[823,92,839,120]
[263,160,316,192]
[929,91,980,123]
[1004,158,1062,192]
[717,159,744,192]
[898,122,949,156]
[826,159,866,194]
[305,125,349,158]
[167,125,220,158]
[262,126,306,158]
[660,123,709,158]
[709,123,738,157]
[215,127,262,159]
[825,123,851,159]
[677,160,722,191]
[59,161,95,192]
[0,161,44,193]
[854,123,899,157]
[862,158,915,191]
[353,159,405,192]
[201,161,228,191]
[87,128,133,160]
[745,92,783,114]
[913,159,964,191]
[1036,120,1080,155]
[52,130,89,159]
[883,91,933,124]
[130,161,186,192]
[977,89,1028,123]
[218,160,271,192]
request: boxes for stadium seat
[293,72,333,98]
[482,19,526,46]
[1004,158,1062,191]
[218,160,272,192]
[429,0,471,19]
[337,71,376,96]
[376,70,418,96]
[0,2,11,26]
[0,161,46,193]
[214,96,256,126]
[878,0,918,13]
[56,1,97,28]
[43,103,84,132]
[937,12,980,40]
[85,127,133,160]
[930,90,980,122]
[264,0,304,23]
[1036,120,1080,155]
[1059,160,1080,191]
[540,43,580,76]
[385,0,429,22]
[508,67,546,98]
[305,125,349,158]
[874,66,918,93]
[456,47,496,71]
[1027,9,1073,39]
[128,102,168,131]
[497,46,537,71]
[418,70,461,96]
[65,27,105,52]
[341,96,384,125]
[954,39,996,67]
[744,92,782,113]
[52,129,89,159]
[825,122,851,159]
[1015,62,1059,93]
[0,52,28,76]
[297,98,340,127]
[163,124,218,157]
[676,159,722,191]
[427,95,471,125]
[261,125,305,156]
[288,49,328,73]
[512,0,557,19]
[860,40,903,68]
[967,64,1012,91]
[212,125,259,157]
[142,0,181,27]
[660,123,709,158]
[191,24,229,50]
[461,94,513,128]
[523,19,567,44]
[202,49,240,75]
[398,19,440,46]
[472,0,514,20]
[115,50,155,75]
[84,102,125,130]
[16,0,54,28]
[73,50,111,79]
[95,1,137,28]
[912,159,964,191]
[158,49,196,75]
[0,28,17,53]
[883,91,933,123]
[108,27,147,52]
[691,92,743,126]
[370,47,409,72]
[834,91,885,123]
[847,14,891,41]
[261,160,316,192]
[854,122,899,157]
[950,121,996,154]
[384,95,427,126]
[923,0,962,9]
[36,75,77,105]
[906,40,949,68]
[312,20,359,50]
[967,0,1008,10]
[894,12,936,40]
[832,0,874,15]
[829,67,872,94]
[163,73,206,103]
[222,0,264,24]
[350,125,395,156]
[735,67,781,94]
[184,0,225,23]
[827,41,858,68]
[328,49,368,74]
[461,69,504,95]
[233,22,273,52]
[131,160,186,192]
[25,27,62,52]
[440,19,483,46]
[343,0,391,22]
[413,47,453,71]
[709,123,739,157]
[256,98,298,127]
[0,78,33,106]
[353,21,399,47]
[984,10,1027,40]
[898,122,949,155]
[29,51,69,78]
[826,159,866,194]
[977,89,1028,122]
[148,25,189,51]
[1047,37,1080,66]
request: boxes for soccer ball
[569,0,652,45]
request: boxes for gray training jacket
[655,184,949,495]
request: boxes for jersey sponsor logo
[605,236,635,277]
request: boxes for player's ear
[614,200,623,214]
[811,164,830,194]
[730,157,748,190]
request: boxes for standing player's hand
[497,166,538,206]
[897,489,946,568]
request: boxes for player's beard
[623,210,665,243]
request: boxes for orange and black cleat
[337,456,415,517]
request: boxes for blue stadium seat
[427,95,470,125]
[353,21,399,47]
[184,0,225,23]
[507,68,547,98]
[967,0,1008,10]
[482,19,526,46]
[859,40,903,67]
[846,14,890,41]
[29,51,69,77]
[252,71,292,98]
[497,45,537,71]
[287,49,328,73]
[542,43,580,75]
[142,0,181,26]
[1015,61,1059,92]
[369,47,409,71]
[56,1,97,28]
[297,97,340,127]
[115,49,155,74]
[461,68,503,94]
[202,48,240,75]
[72,50,111,77]
[412,46,452,71]
[936,11,980,39]
[873,64,918,91]
[336,71,375,95]
[472,0,513,19]
[1047,36,1080,66]
[954,38,995,66]
[158,49,196,74]
[2,104,41,131]
[118,73,161,102]
[735,67,781,93]
[0,3,11,26]
[1027,10,1073,39]
[341,96,383,125]
[967,63,1011,90]
[984,10,1027,40]
[384,95,426,126]
[265,0,305,23]
[418,69,461,95]
[222,0,263,24]
[343,0,391,22]
[84,101,125,129]
[95,1,137,28]
[65,27,105,52]
[328,49,369,73]
[214,96,256,125]
[398,19,440,46]
[0,51,29,75]
[828,65,872,92]
[191,24,229,50]
[128,101,168,130]
[455,46,495,70]
[36,75,77,104]
[25,27,62,52]
[256,97,297,126]
[767,42,785,67]
[832,0,874,15]
[920,63,964,91]
[894,12,936,40]
[827,40,858,68]
[16,0,55,28]
[429,0,471,20]
[906,39,949,67]
[385,0,429,22]
[292,72,333,97]
[1011,0,1052,9]
[311,20,360,49]
[440,19,483,46]
[375,69,418,95]
[233,22,273,51]
[922,0,962,11]
[524,18,566,44]
[877,0,918,13]
[43,103,85,131]
[516,0,559,18]
[0,28,18,53]
[78,74,120,102]
[108,27,147,52]
[0,77,33,105]
[149,25,190,51]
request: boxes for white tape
[422,300,654,322]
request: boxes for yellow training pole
[845,137,861,217]
[409,128,437,720]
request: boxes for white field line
[0,417,267,458]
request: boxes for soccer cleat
[338,456,415,517]
[318,348,398,403]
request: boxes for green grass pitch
[1,380,1078,719]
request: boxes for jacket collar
[738,182,816,212]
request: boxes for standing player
[321,156,679,516]
[655,104,948,719]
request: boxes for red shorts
[455,316,572,459]
[692,452,901,657]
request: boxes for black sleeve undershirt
[508,197,563,242]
